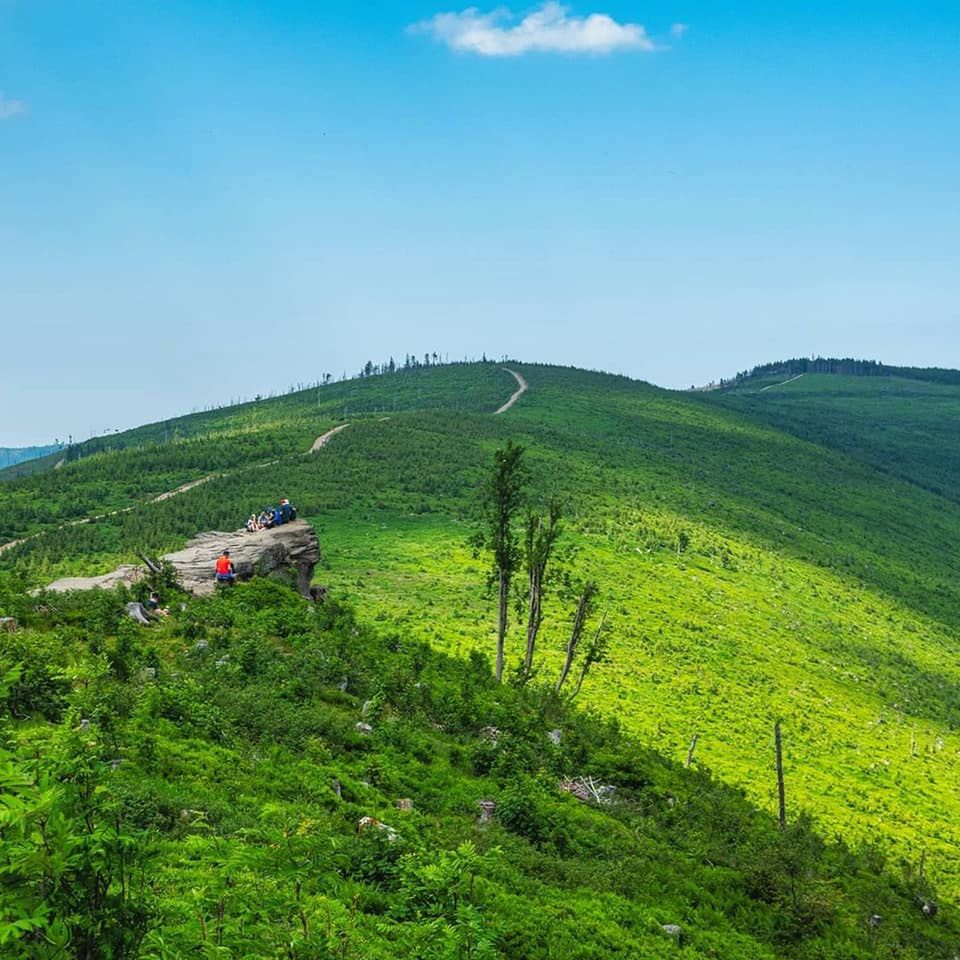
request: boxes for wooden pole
[775,721,787,831]
[685,734,699,769]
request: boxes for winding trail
[1,371,525,557]
[0,475,222,557]
[310,423,351,452]
[494,368,528,415]
[151,475,217,503]
[760,373,805,392]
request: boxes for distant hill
[722,356,960,388]
[703,361,960,503]
[0,443,61,470]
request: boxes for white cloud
[670,22,688,39]
[411,2,656,56]
[0,92,26,120]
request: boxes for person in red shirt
[215,550,236,584]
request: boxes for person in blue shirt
[280,498,293,524]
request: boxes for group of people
[246,498,297,533]
[213,497,298,585]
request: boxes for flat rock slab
[163,520,320,597]
[45,565,144,594]
[43,521,320,599]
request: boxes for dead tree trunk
[775,721,787,831]
[556,586,592,693]
[523,565,542,677]
[522,502,561,680]
[496,568,508,683]
[569,609,607,700]
[685,734,699,769]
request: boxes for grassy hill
[2,360,960,956]
[705,368,960,503]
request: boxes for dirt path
[151,475,217,503]
[495,368,528,415]
[1,427,347,557]
[760,373,806,392]
[0,473,221,557]
[2,375,521,558]
[310,423,351,452]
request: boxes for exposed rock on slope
[43,521,320,598]
[43,566,144,594]
[163,520,320,597]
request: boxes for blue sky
[1,1,958,444]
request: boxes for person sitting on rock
[259,509,274,529]
[246,514,259,533]
[272,504,283,527]
[215,550,236,585]
[279,498,293,524]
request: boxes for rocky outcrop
[43,520,320,599]
[43,565,144,594]
[162,520,320,597]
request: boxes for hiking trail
[310,424,351,452]
[760,373,806,392]
[1,370,527,558]
[495,368,528,414]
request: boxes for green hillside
[705,368,960,503]
[2,360,959,957]
[5,580,955,958]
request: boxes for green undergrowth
[2,579,957,959]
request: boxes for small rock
[361,699,375,717]
[867,915,882,928]
[661,924,682,939]
[355,722,373,735]
[193,640,209,653]
[396,798,413,811]
[547,729,562,746]
[331,778,342,798]
[477,800,496,825]
[79,719,91,730]
[140,667,157,681]
[338,677,349,692]
[125,601,152,626]
[215,657,230,668]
